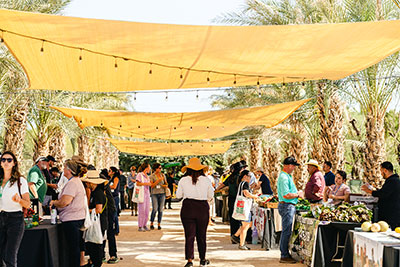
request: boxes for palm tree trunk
[77,134,90,164]
[48,130,66,167]
[249,137,261,171]
[289,121,308,190]
[363,108,385,187]
[262,146,281,193]
[33,129,49,161]
[317,83,345,172]
[3,95,29,163]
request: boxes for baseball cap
[283,156,300,166]
[46,155,57,162]
[35,156,49,163]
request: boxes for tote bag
[132,183,144,203]
[232,181,252,221]
[80,193,92,231]
[84,209,104,244]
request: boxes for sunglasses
[1,158,13,163]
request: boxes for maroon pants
[180,199,209,260]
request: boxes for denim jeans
[278,202,296,258]
[113,196,120,234]
[0,211,25,267]
[150,193,165,223]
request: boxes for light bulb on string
[233,74,237,85]
[180,68,183,80]
[207,72,210,85]
[79,49,82,61]
[196,90,199,100]
[134,92,137,101]
[114,57,118,69]
[257,77,260,90]
[40,40,45,53]
[0,31,4,43]
[165,92,168,101]
[149,63,152,74]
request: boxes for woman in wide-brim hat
[82,170,108,267]
[176,158,214,267]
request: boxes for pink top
[328,183,351,205]
[305,170,326,202]
[136,172,150,195]
[58,177,86,222]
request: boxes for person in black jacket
[361,161,400,229]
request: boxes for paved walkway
[103,202,304,267]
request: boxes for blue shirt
[277,171,298,204]
[324,171,335,187]
[127,173,136,189]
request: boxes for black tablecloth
[314,222,360,267]
[261,208,280,250]
[342,230,400,267]
[18,220,69,267]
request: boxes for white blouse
[176,175,214,201]
[0,177,29,212]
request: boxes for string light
[0,30,3,43]
[233,74,237,85]
[196,90,199,100]
[207,72,210,85]
[79,49,82,61]
[149,63,152,74]
[114,57,118,69]
[180,68,183,80]
[165,92,168,101]
[40,40,44,53]
[134,92,137,101]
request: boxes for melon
[371,223,381,233]
[378,221,389,232]
[361,221,372,232]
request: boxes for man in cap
[27,156,48,204]
[277,156,303,264]
[305,159,325,203]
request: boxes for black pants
[180,199,209,260]
[86,242,103,267]
[228,196,241,236]
[62,219,84,267]
[0,211,25,267]
[119,190,126,210]
[103,212,117,258]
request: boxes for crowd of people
[0,151,399,267]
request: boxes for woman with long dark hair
[176,158,214,267]
[215,161,243,239]
[149,163,167,230]
[108,166,120,235]
[0,151,30,267]
[136,162,152,231]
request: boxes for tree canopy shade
[51,99,309,140]
[1,9,400,92]
[108,139,235,157]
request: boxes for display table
[253,206,281,250]
[342,230,400,267]
[18,220,69,267]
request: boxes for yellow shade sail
[108,139,235,157]
[1,9,400,92]
[51,99,309,140]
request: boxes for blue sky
[64,0,245,112]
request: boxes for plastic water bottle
[252,228,258,245]
[51,206,57,225]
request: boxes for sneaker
[200,259,210,266]
[231,235,240,244]
[150,225,155,230]
[107,256,119,264]
[279,257,297,264]
[143,226,150,231]
[238,245,251,250]
[102,258,107,263]
[158,225,162,230]
[184,261,193,267]
[138,227,145,232]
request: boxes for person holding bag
[0,151,30,267]
[81,170,108,267]
[176,158,214,267]
[231,170,258,250]
[136,162,152,231]
[149,163,167,230]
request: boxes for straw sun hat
[305,159,321,170]
[181,157,209,173]
[81,170,108,184]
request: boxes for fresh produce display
[296,198,310,211]
[361,221,390,232]
[257,195,278,208]
[303,202,372,223]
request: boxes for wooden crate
[267,202,279,209]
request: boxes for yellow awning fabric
[51,99,309,140]
[1,9,400,92]
[108,139,235,157]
